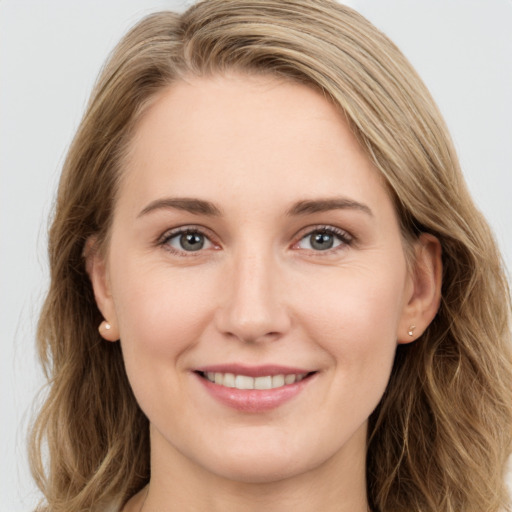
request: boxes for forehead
[119,73,392,218]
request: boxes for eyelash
[157,224,353,256]
[158,226,218,257]
[293,225,353,254]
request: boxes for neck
[132,424,369,512]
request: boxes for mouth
[193,366,318,412]
[196,371,314,390]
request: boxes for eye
[161,228,215,253]
[295,227,352,252]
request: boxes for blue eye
[163,230,214,252]
[296,228,351,251]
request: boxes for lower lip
[195,373,314,413]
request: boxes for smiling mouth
[196,371,316,390]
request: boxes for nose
[214,250,291,344]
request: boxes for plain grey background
[1,1,511,510]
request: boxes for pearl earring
[408,325,416,337]
[99,320,112,334]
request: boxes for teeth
[223,373,235,388]
[272,374,285,388]
[284,374,296,385]
[203,372,307,390]
[235,375,254,389]
[254,376,272,390]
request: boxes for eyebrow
[286,198,373,217]
[138,197,222,217]
[138,196,373,219]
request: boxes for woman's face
[91,74,425,484]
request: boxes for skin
[88,74,442,512]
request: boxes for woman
[29,1,512,511]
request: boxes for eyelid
[155,223,353,256]
[291,224,354,252]
[157,225,220,255]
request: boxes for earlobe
[98,319,119,342]
[85,237,120,342]
[398,233,442,344]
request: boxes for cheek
[109,259,220,422]
[110,256,217,369]
[299,261,406,338]
[296,262,407,391]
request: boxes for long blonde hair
[30,1,512,511]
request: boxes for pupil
[311,232,333,250]
[181,233,204,251]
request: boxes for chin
[205,453,310,485]
[189,430,334,485]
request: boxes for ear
[84,237,120,342]
[398,233,442,344]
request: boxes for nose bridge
[215,242,290,343]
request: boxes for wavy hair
[30,1,512,511]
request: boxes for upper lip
[193,364,315,377]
